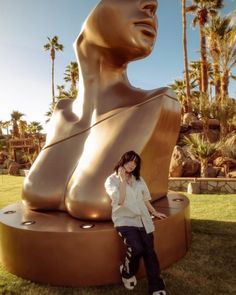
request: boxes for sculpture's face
[83,0,158,62]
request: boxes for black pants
[117,226,165,294]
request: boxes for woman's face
[83,0,158,61]
[124,160,137,173]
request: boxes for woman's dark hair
[114,151,141,180]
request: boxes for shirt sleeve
[140,177,152,201]
[104,175,121,212]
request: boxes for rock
[217,168,226,177]
[182,158,200,177]
[227,171,236,178]
[213,156,236,168]
[190,120,203,130]
[0,151,8,165]
[180,124,191,133]
[8,162,21,176]
[169,146,186,177]
[206,129,220,143]
[3,159,14,169]
[206,166,221,178]
[183,112,198,126]
[208,118,220,129]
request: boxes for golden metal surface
[0,193,191,287]
[22,0,181,220]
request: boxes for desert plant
[211,98,236,138]
[221,133,236,159]
[184,133,223,177]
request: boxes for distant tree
[45,83,76,123]
[10,111,25,138]
[64,61,79,99]
[18,120,28,138]
[188,60,202,88]
[2,121,11,135]
[43,36,64,104]
[187,0,224,94]
[27,121,43,135]
[0,121,3,135]
[211,98,236,138]
[218,16,236,99]
[182,0,191,112]
[205,14,230,99]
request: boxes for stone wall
[169,177,236,194]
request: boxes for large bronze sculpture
[22,0,181,220]
[0,0,191,287]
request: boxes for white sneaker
[153,291,166,295]
[120,265,137,290]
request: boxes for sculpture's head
[77,0,158,63]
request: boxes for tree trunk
[220,123,228,139]
[200,160,208,177]
[213,62,221,100]
[182,0,191,112]
[200,24,208,94]
[221,69,229,100]
[202,118,210,140]
[209,37,221,100]
[52,58,55,104]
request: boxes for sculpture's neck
[73,42,130,125]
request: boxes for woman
[105,151,166,295]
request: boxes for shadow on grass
[165,219,236,295]
[0,219,235,295]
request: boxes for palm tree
[0,121,3,135]
[184,133,223,177]
[170,77,198,115]
[28,121,43,152]
[55,84,74,100]
[218,18,236,99]
[169,79,188,114]
[27,121,43,135]
[211,98,236,138]
[2,120,11,136]
[205,14,230,100]
[64,61,79,99]
[45,84,76,123]
[182,0,191,112]
[18,120,28,138]
[10,111,25,138]
[187,0,224,94]
[43,36,64,104]
[189,60,202,88]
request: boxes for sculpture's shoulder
[54,99,75,115]
[145,87,177,102]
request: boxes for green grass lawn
[0,175,236,295]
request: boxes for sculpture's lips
[134,19,157,37]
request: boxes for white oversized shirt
[104,172,155,234]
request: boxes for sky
[0,0,236,131]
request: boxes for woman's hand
[152,211,167,219]
[118,167,126,182]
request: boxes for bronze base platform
[0,193,191,287]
